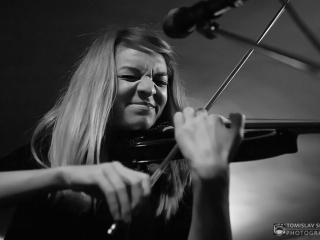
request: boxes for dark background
[1,0,320,239]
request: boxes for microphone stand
[196,1,320,79]
[278,0,320,54]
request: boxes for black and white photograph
[1,0,320,239]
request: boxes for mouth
[131,102,156,109]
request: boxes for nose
[137,76,156,98]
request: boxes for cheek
[115,81,135,105]
[157,87,168,109]
[117,80,132,97]
[112,82,132,115]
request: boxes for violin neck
[243,119,320,134]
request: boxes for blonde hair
[31,27,189,218]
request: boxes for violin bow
[151,0,291,187]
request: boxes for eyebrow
[117,66,142,75]
[153,72,168,77]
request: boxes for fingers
[102,163,131,222]
[229,113,245,137]
[174,107,222,128]
[220,115,230,125]
[96,162,150,223]
[113,162,150,208]
[173,107,245,169]
[173,112,184,128]
[174,107,207,128]
[183,107,196,120]
[65,163,149,223]
[174,107,194,128]
[174,107,209,156]
[195,108,207,117]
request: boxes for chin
[123,118,155,131]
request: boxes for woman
[0,27,244,240]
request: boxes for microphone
[163,0,244,38]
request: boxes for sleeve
[0,143,40,171]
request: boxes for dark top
[0,144,193,240]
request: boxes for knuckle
[101,162,114,171]
[141,172,150,181]
[115,183,126,193]
[183,106,192,112]
[130,177,141,187]
[183,107,194,114]
[111,161,123,168]
[210,114,220,121]
[195,108,207,116]
[132,174,148,188]
[174,111,183,118]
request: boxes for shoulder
[0,139,50,171]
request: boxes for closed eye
[118,74,168,86]
[117,75,140,82]
[153,76,168,87]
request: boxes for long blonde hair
[31,27,189,218]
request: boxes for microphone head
[163,7,196,39]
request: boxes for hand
[174,107,245,181]
[61,162,151,222]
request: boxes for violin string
[150,0,290,187]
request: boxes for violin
[108,118,320,236]
[110,119,320,170]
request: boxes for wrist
[191,161,229,182]
[54,166,70,190]
[192,172,229,203]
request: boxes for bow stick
[150,0,290,187]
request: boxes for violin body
[110,120,320,168]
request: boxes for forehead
[115,45,167,73]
